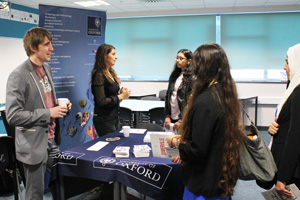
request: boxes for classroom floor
[0,130,272,200]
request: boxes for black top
[272,84,300,183]
[91,71,120,123]
[179,84,226,197]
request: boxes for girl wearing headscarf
[268,43,300,199]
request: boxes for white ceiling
[9,0,300,18]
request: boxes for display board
[39,4,106,151]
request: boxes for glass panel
[105,15,216,79]
[221,13,300,70]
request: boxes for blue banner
[39,5,106,151]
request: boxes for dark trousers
[93,115,120,137]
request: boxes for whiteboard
[0,37,27,103]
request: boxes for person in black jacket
[268,43,300,199]
[164,49,193,132]
[268,56,290,135]
[167,43,242,200]
[91,43,131,136]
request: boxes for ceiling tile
[8,0,300,14]
[107,0,141,4]
[234,3,266,7]
[142,1,176,8]
[114,3,150,11]
[203,0,235,4]
[267,0,298,2]
[235,0,268,4]
[170,0,202,2]
[172,1,205,9]
[265,2,298,6]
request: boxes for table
[50,130,184,200]
[120,99,164,112]
[120,99,165,126]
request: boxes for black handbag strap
[241,104,255,126]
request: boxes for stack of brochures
[143,131,151,143]
[133,145,151,158]
[113,146,130,158]
[261,183,300,200]
[149,131,173,158]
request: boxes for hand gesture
[119,87,131,100]
[268,117,279,135]
[164,117,171,130]
[275,181,294,199]
[173,121,181,131]
[171,156,182,164]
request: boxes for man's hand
[50,106,68,118]
[66,100,72,110]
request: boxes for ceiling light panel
[74,0,110,7]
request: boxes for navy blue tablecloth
[50,130,184,200]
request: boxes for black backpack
[0,169,14,195]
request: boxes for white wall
[0,36,286,127]
[237,82,286,127]
[0,37,27,103]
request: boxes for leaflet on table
[113,146,130,158]
[165,147,179,159]
[261,183,300,200]
[113,146,130,155]
[133,145,151,158]
[149,132,174,158]
[87,141,109,151]
[134,145,151,152]
[120,128,147,134]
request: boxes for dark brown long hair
[91,43,120,84]
[169,49,193,83]
[179,43,242,197]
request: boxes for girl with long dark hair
[91,43,131,136]
[167,43,242,199]
[164,49,193,131]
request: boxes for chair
[136,122,164,131]
[1,111,16,139]
[158,90,167,101]
[0,136,22,200]
[119,107,133,127]
[1,111,26,188]
[149,107,165,127]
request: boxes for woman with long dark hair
[164,49,193,131]
[167,43,242,199]
[91,43,131,137]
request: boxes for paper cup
[57,98,69,107]
[122,126,130,137]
